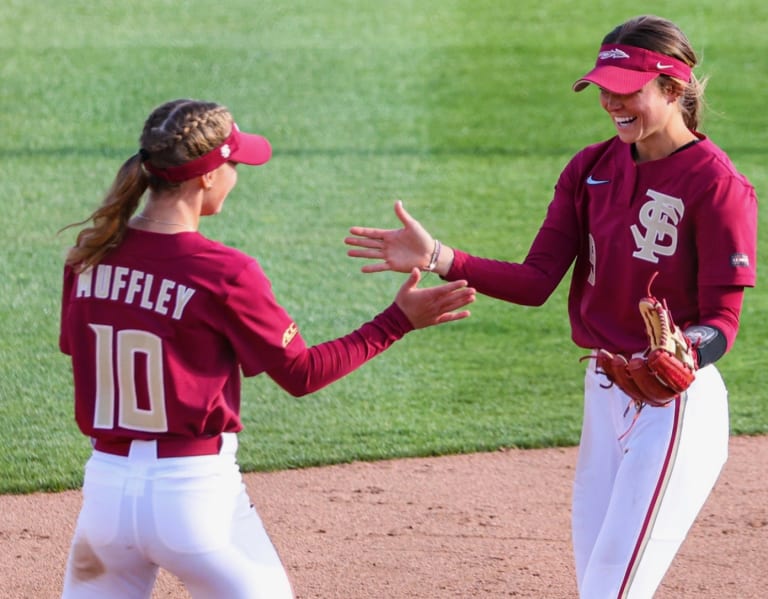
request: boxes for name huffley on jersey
[74,264,196,320]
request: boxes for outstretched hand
[395,268,475,329]
[346,201,435,274]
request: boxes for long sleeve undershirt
[267,303,414,396]
[445,248,744,361]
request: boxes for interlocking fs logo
[630,189,684,263]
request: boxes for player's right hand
[346,201,435,274]
[394,268,475,329]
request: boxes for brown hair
[603,15,707,130]
[63,99,233,271]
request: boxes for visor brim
[572,66,660,95]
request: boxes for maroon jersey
[60,229,412,442]
[448,135,757,352]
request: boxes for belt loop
[128,439,159,460]
[220,432,238,455]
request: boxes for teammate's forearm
[267,303,413,396]
[443,249,568,306]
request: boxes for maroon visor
[143,124,272,183]
[573,44,692,95]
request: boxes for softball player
[345,15,757,598]
[59,99,475,598]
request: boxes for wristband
[424,239,441,272]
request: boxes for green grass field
[1,0,766,493]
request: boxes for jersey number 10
[89,324,169,433]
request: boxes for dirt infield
[1,435,766,598]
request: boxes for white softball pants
[572,363,729,599]
[61,433,294,599]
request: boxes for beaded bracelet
[424,239,441,272]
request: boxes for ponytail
[61,98,232,272]
[62,153,148,272]
[680,72,707,132]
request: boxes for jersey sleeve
[219,260,308,377]
[696,174,757,288]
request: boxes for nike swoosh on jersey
[586,175,610,185]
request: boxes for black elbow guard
[684,325,727,368]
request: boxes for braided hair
[63,99,233,271]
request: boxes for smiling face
[600,80,671,142]
[599,79,693,162]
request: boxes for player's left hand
[395,268,475,328]
[595,273,697,407]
